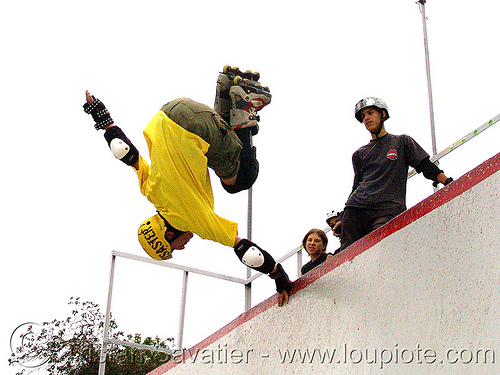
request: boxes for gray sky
[2,1,500,373]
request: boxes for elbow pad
[234,239,276,274]
[103,126,139,166]
[416,157,442,182]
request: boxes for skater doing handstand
[83,67,292,306]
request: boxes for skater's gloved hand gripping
[278,290,289,307]
[270,263,292,307]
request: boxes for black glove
[269,263,292,294]
[83,95,114,130]
[433,177,454,188]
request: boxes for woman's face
[305,232,326,258]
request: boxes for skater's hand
[333,221,341,237]
[83,90,114,130]
[277,290,289,307]
[85,90,94,104]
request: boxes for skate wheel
[253,72,260,80]
[242,78,253,88]
[234,76,243,85]
[223,64,232,73]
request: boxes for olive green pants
[161,98,243,180]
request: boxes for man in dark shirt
[334,97,453,250]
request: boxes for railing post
[245,134,254,311]
[417,0,440,193]
[245,186,253,311]
[98,253,117,375]
[177,271,189,350]
[296,247,303,278]
[418,0,438,159]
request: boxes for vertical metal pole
[178,271,189,351]
[419,0,438,158]
[98,253,117,375]
[297,247,303,278]
[244,134,254,311]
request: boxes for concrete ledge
[149,151,500,374]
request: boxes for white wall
[150,154,500,375]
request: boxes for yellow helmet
[137,214,172,260]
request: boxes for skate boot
[214,65,270,135]
[229,76,271,135]
[214,65,261,123]
[214,70,233,124]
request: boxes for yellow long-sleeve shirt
[134,111,238,248]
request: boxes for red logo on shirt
[387,149,398,160]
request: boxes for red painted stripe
[148,152,500,374]
[295,151,500,292]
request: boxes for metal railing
[97,232,325,375]
[408,113,500,179]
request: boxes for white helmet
[354,97,390,123]
[326,210,340,224]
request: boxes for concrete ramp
[149,153,500,375]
